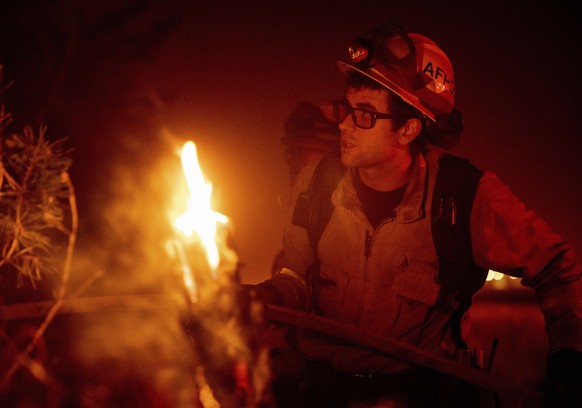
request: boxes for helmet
[336,22,455,122]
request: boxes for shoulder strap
[291,153,344,311]
[431,154,488,349]
[292,153,345,258]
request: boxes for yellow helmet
[337,22,455,122]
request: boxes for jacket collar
[332,154,429,224]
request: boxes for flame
[174,141,227,274]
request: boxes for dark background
[1,0,580,285]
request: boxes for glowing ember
[486,270,518,281]
[174,141,228,274]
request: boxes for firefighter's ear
[398,118,422,146]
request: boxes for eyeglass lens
[333,101,374,129]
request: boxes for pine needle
[0,121,72,287]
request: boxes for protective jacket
[263,149,582,374]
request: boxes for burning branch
[170,140,267,407]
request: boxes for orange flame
[174,141,227,275]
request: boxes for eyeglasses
[332,100,393,129]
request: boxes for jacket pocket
[392,256,441,306]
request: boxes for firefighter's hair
[345,70,462,153]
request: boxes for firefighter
[251,21,582,407]
[281,101,340,184]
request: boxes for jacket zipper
[359,218,393,322]
[364,216,395,261]
[365,231,373,259]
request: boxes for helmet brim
[336,60,436,122]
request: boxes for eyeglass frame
[332,99,394,130]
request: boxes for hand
[240,282,283,306]
[543,348,582,407]
[238,283,283,320]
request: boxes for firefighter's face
[339,86,403,170]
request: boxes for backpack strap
[292,152,345,257]
[431,154,488,349]
[292,153,344,310]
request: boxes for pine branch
[0,122,72,287]
[0,121,80,394]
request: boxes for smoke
[67,303,197,407]
[63,127,271,406]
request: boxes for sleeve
[253,164,319,311]
[470,171,582,353]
